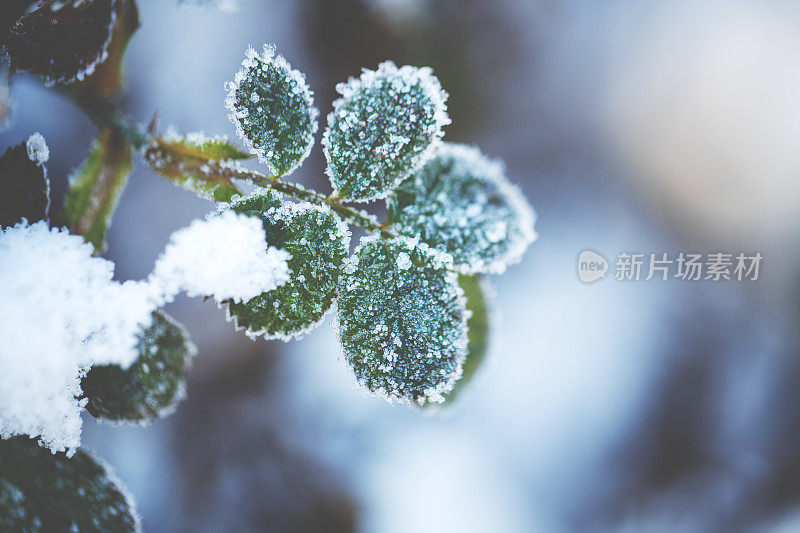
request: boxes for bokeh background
[5,0,800,530]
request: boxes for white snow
[25,132,49,166]
[152,210,290,304]
[396,251,412,270]
[0,221,154,455]
[0,212,290,455]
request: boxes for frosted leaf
[227,192,351,340]
[160,130,251,161]
[7,0,117,86]
[0,136,50,228]
[387,143,537,274]
[0,221,155,454]
[436,274,491,406]
[0,437,139,532]
[83,311,196,424]
[337,236,469,405]
[152,210,290,304]
[225,44,318,175]
[145,135,244,202]
[323,61,450,202]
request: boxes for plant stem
[65,88,393,236]
[65,88,148,149]
[218,165,390,236]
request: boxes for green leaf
[82,311,196,423]
[0,135,49,229]
[438,274,490,405]
[387,143,536,274]
[160,132,251,162]
[7,0,117,86]
[323,61,450,202]
[64,127,132,252]
[145,136,244,202]
[0,437,139,532]
[81,0,140,95]
[227,190,350,340]
[225,44,318,175]
[337,236,469,405]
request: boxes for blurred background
[4,0,800,530]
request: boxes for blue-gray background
[4,0,800,531]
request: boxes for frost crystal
[152,210,290,304]
[225,44,318,175]
[388,143,537,274]
[227,191,351,340]
[25,132,49,165]
[0,221,155,455]
[337,236,469,405]
[323,61,451,202]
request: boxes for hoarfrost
[226,194,351,341]
[337,235,469,405]
[388,143,537,274]
[225,44,318,175]
[323,61,451,202]
[0,221,155,455]
[152,210,290,304]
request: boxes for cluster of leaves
[216,44,535,406]
[0,0,535,526]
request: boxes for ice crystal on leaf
[83,311,197,424]
[225,44,318,175]
[160,130,251,162]
[337,236,469,405]
[0,221,155,455]
[0,437,139,532]
[387,143,537,274]
[152,210,291,304]
[227,190,351,340]
[323,61,450,202]
[145,132,245,203]
[437,274,491,405]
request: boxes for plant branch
[65,88,393,236]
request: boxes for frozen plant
[0,1,536,528]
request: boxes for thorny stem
[65,88,394,237]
